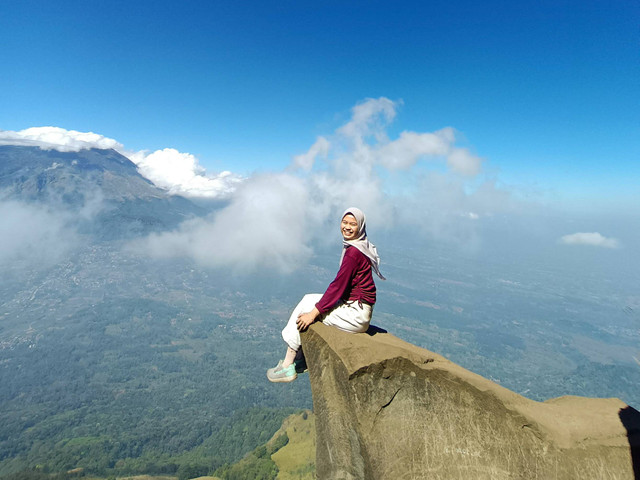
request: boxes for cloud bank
[0,127,239,199]
[132,173,312,272]
[3,100,624,275]
[559,232,620,249]
[132,97,511,270]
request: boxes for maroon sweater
[315,246,377,315]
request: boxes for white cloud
[337,97,397,140]
[0,127,242,199]
[447,147,482,177]
[128,148,242,199]
[559,232,620,249]
[310,98,483,176]
[0,100,507,272]
[0,127,122,152]
[291,136,330,171]
[130,172,313,272]
[376,130,452,170]
[132,97,506,270]
[0,200,79,267]
[391,172,510,249]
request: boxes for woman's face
[341,213,359,241]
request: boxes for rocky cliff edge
[301,323,640,480]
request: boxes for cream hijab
[340,207,386,280]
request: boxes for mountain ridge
[0,145,206,239]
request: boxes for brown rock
[302,323,640,480]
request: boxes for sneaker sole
[266,372,298,383]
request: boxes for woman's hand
[296,308,319,331]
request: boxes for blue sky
[1,0,638,207]
[2,1,638,410]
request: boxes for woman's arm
[296,306,320,331]
[315,248,359,315]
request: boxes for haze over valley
[0,134,637,476]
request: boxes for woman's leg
[268,294,322,383]
[281,293,323,357]
[283,346,297,368]
[322,301,372,333]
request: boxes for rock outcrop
[302,323,640,480]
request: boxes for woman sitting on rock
[267,207,385,383]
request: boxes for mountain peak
[0,145,206,240]
[0,146,153,201]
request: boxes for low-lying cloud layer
[131,98,512,270]
[132,173,312,272]
[559,232,620,249]
[0,127,239,199]
[5,98,623,273]
[0,200,79,268]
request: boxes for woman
[267,207,385,383]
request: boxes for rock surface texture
[302,323,640,480]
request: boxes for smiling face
[341,213,360,241]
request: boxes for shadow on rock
[620,406,640,479]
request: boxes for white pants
[282,293,373,351]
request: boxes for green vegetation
[0,289,311,478]
[0,405,299,479]
[0,412,316,480]
[212,410,316,480]
[212,434,285,480]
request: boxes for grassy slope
[270,411,315,480]
[197,411,315,480]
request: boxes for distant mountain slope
[0,145,206,239]
[1,145,150,200]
